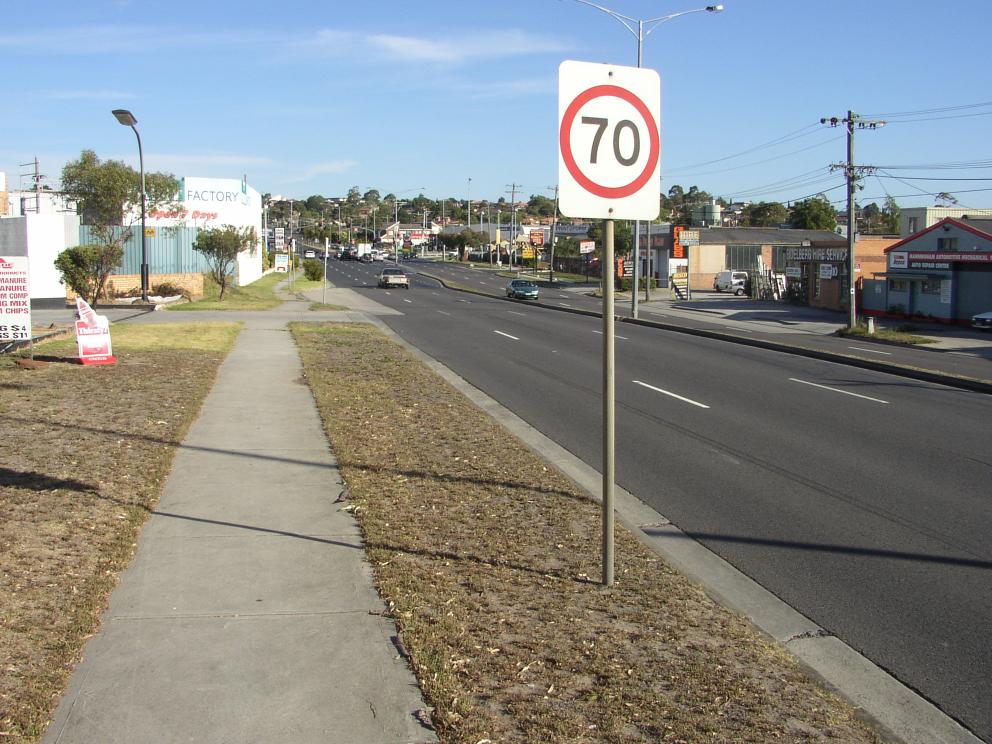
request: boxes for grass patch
[0,323,239,742]
[308,302,348,312]
[837,324,935,345]
[292,321,882,744]
[169,271,287,311]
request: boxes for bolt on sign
[558,60,661,221]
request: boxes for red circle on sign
[559,84,660,199]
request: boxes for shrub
[152,282,189,298]
[303,259,324,281]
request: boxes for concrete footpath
[42,305,435,743]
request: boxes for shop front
[782,245,849,310]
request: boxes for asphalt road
[327,257,992,742]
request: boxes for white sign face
[0,256,31,344]
[889,252,908,269]
[558,60,661,220]
[579,240,596,254]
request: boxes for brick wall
[64,273,205,302]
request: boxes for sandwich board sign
[558,60,661,221]
[74,297,116,365]
[0,256,31,345]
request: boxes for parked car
[371,249,385,261]
[377,267,409,289]
[506,279,539,300]
[713,270,748,295]
[971,310,992,330]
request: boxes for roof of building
[883,217,992,253]
[698,227,844,245]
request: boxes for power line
[663,135,844,179]
[664,122,823,172]
[864,100,992,118]
[882,110,992,124]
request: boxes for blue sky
[3,0,991,211]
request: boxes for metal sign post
[558,60,660,586]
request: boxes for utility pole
[547,185,560,285]
[821,111,884,329]
[467,177,472,231]
[506,183,522,268]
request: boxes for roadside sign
[680,229,700,246]
[0,256,30,344]
[529,231,545,246]
[74,297,116,365]
[144,227,157,238]
[579,240,595,254]
[558,60,661,220]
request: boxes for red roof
[884,217,992,253]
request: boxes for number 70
[580,116,641,166]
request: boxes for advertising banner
[579,240,595,254]
[0,256,31,345]
[74,297,116,365]
[274,253,290,272]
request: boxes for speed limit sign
[558,60,661,220]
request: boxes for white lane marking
[457,299,471,303]
[559,302,572,308]
[948,351,979,357]
[494,330,519,341]
[432,292,440,296]
[592,330,629,340]
[558,295,570,299]
[437,310,451,316]
[788,378,889,404]
[403,298,413,303]
[508,310,526,316]
[848,345,892,356]
[633,380,710,409]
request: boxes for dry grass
[0,323,239,742]
[292,322,883,744]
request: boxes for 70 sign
[558,61,661,220]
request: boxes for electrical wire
[863,100,992,118]
[664,122,824,173]
[664,135,844,179]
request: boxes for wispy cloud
[0,26,270,54]
[458,77,555,100]
[302,27,568,64]
[47,90,134,100]
[282,160,359,183]
[129,153,276,175]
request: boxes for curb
[414,269,992,395]
[360,309,984,744]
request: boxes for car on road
[971,310,992,330]
[377,267,409,289]
[303,250,316,259]
[506,279,539,300]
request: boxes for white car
[713,270,748,295]
[377,267,409,289]
[971,310,992,330]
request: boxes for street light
[565,1,724,318]
[112,109,149,302]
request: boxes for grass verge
[0,323,240,742]
[169,271,286,311]
[836,324,935,345]
[292,321,882,744]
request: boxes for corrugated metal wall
[78,225,209,274]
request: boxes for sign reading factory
[145,176,261,230]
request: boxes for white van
[713,270,748,295]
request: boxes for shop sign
[785,247,847,261]
[785,266,802,278]
[274,253,289,272]
[579,240,595,254]
[908,251,991,263]
[889,252,908,269]
[0,256,31,344]
[74,297,116,365]
[529,231,545,246]
[819,264,838,279]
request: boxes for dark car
[506,279,539,300]
[971,310,992,330]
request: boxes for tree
[193,225,258,300]
[54,244,121,306]
[527,194,556,218]
[883,196,900,234]
[789,196,837,230]
[554,236,581,256]
[585,220,632,255]
[742,201,788,227]
[57,149,180,301]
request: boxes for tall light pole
[112,109,149,302]
[565,1,724,318]
[467,177,472,230]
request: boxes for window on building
[937,237,958,251]
[920,280,940,295]
[908,217,919,233]
[889,279,908,292]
